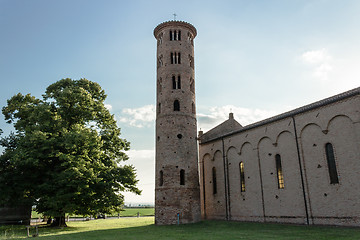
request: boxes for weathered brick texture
[154,21,201,225]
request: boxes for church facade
[154,20,360,226]
[198,87,360,226]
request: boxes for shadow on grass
[33,220,360,240]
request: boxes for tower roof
[154,20,197,38]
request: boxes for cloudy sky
[1,0,359,204]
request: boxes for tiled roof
[199,87,360,144]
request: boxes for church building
[154,20,360,226]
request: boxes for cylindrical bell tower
[154,20,201,225]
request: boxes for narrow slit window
[177,76,181,89]
[180,169,185,185]
[212,167,217,194]
[174,100,180,111]
[240,162,245,192]
[178,53,181,64]
[325,143,339,184]
[178,30,181,40]
[159,170,163,186]
[158,78,162,92]
[158,103,161,114]
[190,78,195,93]
[275,154,284,189]
[170,30,173,41]
[172,76,176,89]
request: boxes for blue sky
[1,0,359,204]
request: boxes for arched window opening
[275,154,284,189]
[325,143,339,184]
[158,103,161,114]
[190,78,195,93]
[159,170,163,186]
[170,30,173,41]
[177,76,181,89]
[157,32,163,45]
[172,76,176,89]
[170,52,181,64]
[174,100,180,111]
[158,78,162,92]
[212,167,217,194]
[180,169,185,185]
[240,162,245,192]
[192,102,195,114]
[189,55,194,69]
[157,55,163,68]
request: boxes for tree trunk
[51,214,67,227]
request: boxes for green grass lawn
[1,217,360,240]
[31,208,154,219]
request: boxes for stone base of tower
[155,187,201,225]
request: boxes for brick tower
[154,21,201,225]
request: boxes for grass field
[31,208,154,219]
[1,217,360,239]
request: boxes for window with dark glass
[325,143,339,184]
[275,154,284,189]
[159,170,163,186]
[212,167,217,194]
[240,162,245,192]
[174,100,180,111]
[180,169,185,185]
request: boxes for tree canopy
[0,78,140,226]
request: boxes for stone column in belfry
[154,21,201,225]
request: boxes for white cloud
[301,48,331,64]
[104,104,113,111]
[198,105,286,132]
[118,105,155,128]
[301,48,333,81]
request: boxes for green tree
[0,78,141,226]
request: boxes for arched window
[239,162,245,192]
[180,169,185,185]
[190,78,195,93]
[172,76,176,89]
[158,103,161,114]
[192,102,195,114]
[158,78,162,92]
[174,100,180,111]
[212,167,217,194]
[177,76,181,89]
[172,76,181,89]
[170,30,173,41]
[275,154,284,189]
[159,170,163,186]
[170,52,181,64]
[325,143,339,184]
